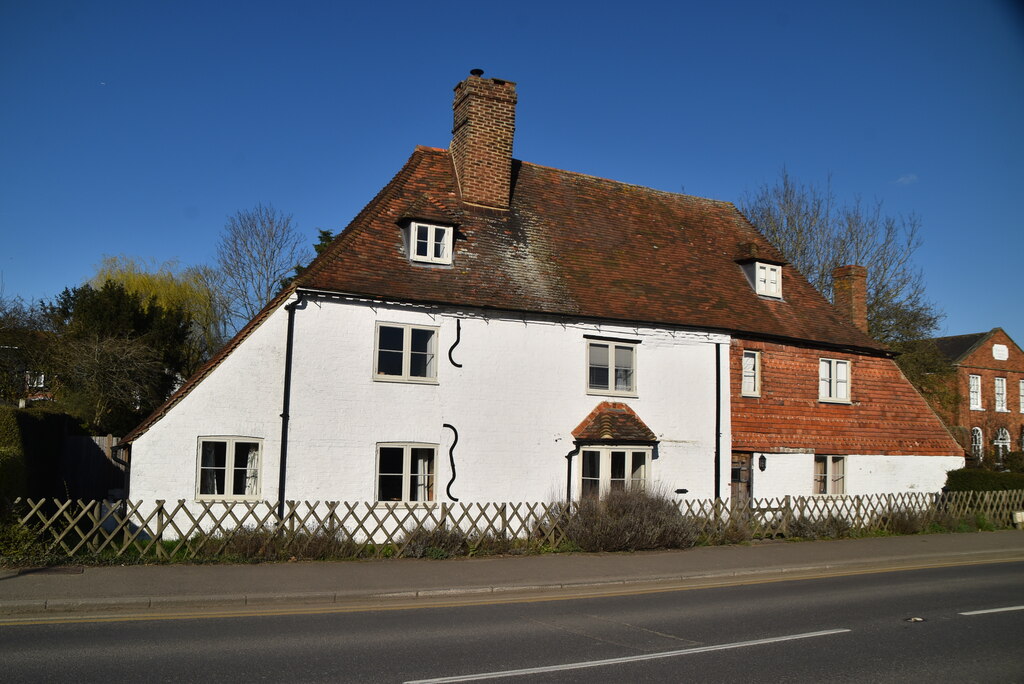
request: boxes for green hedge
[945,468,1024,492]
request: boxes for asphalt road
[2,562,1022,683]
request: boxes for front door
[730,452,752,502]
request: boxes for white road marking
[959,605,1024,616]
[405,628,851,683]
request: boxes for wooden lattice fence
[4,490,1023,560]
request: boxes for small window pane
[813,456,827,495]
[630,452,646,489]
[199,441,227,495]
[409,329,434,378]
[609,451,626,492]
[378,326,405,376]
[379,447,404,474]
[589,344,609,390]
[614,346,634,392]
[433,227,448,259]
[416,225,430,257]
[582,450,601,499]
[410,448,434,502]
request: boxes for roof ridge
[514,159,735,206]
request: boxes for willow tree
[91,256,229,376]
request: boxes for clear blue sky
[2,1,1022,345]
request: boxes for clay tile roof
[299,148,886,353]
[572,402,657,442]
[929,330,993,363]
[399,193,461,225]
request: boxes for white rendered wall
[130,294,730,511]
[751,452,965,499]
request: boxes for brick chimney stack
[833,265,869,333]
[450,69,517,210]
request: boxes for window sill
[969,407,985,412]
[818,398,852,405]
[373,376,439,385]
[195,496,264,503]
[741,392,761,398]
[587,389,639,399]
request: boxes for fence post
[441,502,448,530]
[155,500,167,560]
[501,503,508,539]
[89,500,101,553]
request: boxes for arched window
[994,428,1011,462]
[970,427,983,460]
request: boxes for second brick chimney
[833,265,869,334]
[450,70,517,210]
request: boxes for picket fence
[6,490,1024,560]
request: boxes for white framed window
[580,447,651,499]
[756,262,782,298]
[409,222,453,265]
[741,350,761,397]
[813,455,845,495]
[374,323,438,383]
[994,428,1011,462]
[1019,379,1023,413]
[587,339,637,395]
[818,358,850,403]
[197,437,261,500]
[969,374,982,410]
[970,427,983,460]
[970,428,987,458]
[376,443,435,502]
[25,371,46,389]
[994,377,1007,412]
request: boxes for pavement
[1,530,1022,618]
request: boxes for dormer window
[755,262,782,298]
[409,222,452,265]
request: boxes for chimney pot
[470,68,484,77]
[833,265,869,334]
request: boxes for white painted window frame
[755,262,782,298]
[813,455,845,495]
[409,222,453,265]
[969,374,982,410]
[994,428,1011,461]
[818,358,851,403]
[373,322,439,384]
[1019,379,1024,414]
[994,377,1007,412]
[586,339,638,397]
[970,427,983,460]
[195,436,262,501]
[375,443,436,503]
[579,446,652,500]
[741,350,761,397]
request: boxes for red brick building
[929,328,1024,463]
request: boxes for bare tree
[215,204,311,331]
[739,169,942,344]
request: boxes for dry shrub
[399,525,469,559]
[787,515,853,540]
[194,526,363,561]
[564,489,701,552]
[879,508,928,536]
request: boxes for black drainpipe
[278,293,306,520]
[714,342,722,500]
[564,443,580,501]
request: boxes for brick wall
[450,72,517,209]
[952,329,1024,456]
[731,338,960,456]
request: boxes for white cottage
[124,72,962,511]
